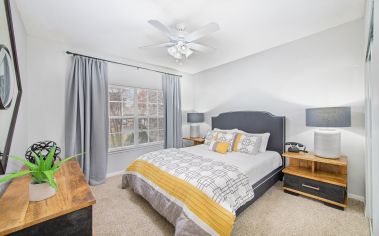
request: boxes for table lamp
[187,112,204,138]
[306,107,351,159]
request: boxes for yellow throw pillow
[209,140,230,154]
[215,132,236,152]
[233,133,243,151]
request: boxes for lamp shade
[187,112,204,123]
[306,106,351,127]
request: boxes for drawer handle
[302,184,320,191]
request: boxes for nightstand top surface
[182,137,205,142]
[282,152,347,166]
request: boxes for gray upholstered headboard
[211,111,285,154]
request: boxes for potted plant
[0,145,78,201]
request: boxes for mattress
[182,144,283,185]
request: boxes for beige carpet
[91,175,370,236]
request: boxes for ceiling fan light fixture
[176,52,182,60]
[168,46,182,60]
[146,20,220,63]
[185,49,193,58]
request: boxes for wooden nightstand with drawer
[282,152,347,210]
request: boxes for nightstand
[182,137,205,146]
[282,152,347,210]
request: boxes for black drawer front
[284,174,346,203]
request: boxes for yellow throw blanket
[128,160,235,235]
[126,149,255,236]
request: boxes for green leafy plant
[0,145,79,190]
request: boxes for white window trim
[108,84,164,152]
[108,142,164,154]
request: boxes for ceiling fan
[141,20,220,62]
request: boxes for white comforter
[182,144,282,185]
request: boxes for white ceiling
[15,0,365,74]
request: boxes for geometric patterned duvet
[124,149,254,235]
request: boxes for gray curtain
[162,74,183,148]
[65,55,108,185]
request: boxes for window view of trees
[109,86,164,150]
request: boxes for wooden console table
[0,160,96,235]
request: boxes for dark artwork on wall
[0,0,23,174]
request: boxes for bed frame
[211,111,286,216]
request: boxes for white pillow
[255,133,270,152]
[213,128,239,133]
[237,130,270,152]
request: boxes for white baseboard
[348,193,365,202]
[106,170,125,178]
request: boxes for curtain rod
[65,51,182,77]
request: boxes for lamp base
[190,124,200,138]
[314,129,341,159]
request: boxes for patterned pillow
[216,132,236,152]
[209,140,230,154]
[233,133,262,155]
[235,130,270,152]
[204,130,218,145]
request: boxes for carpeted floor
[91,175,370,236]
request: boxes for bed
[122,111,285,235]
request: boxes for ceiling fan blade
[140,42,176,49]
[187,42,213,52]
[185,22,220,42]
[148,20,176,40]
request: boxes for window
[108,85,165,150]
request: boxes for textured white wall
[25,36,193,174]
[9,0,28,158]
[191,20,365,197]
[26,37,69,152]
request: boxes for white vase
[29,182,57,202]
